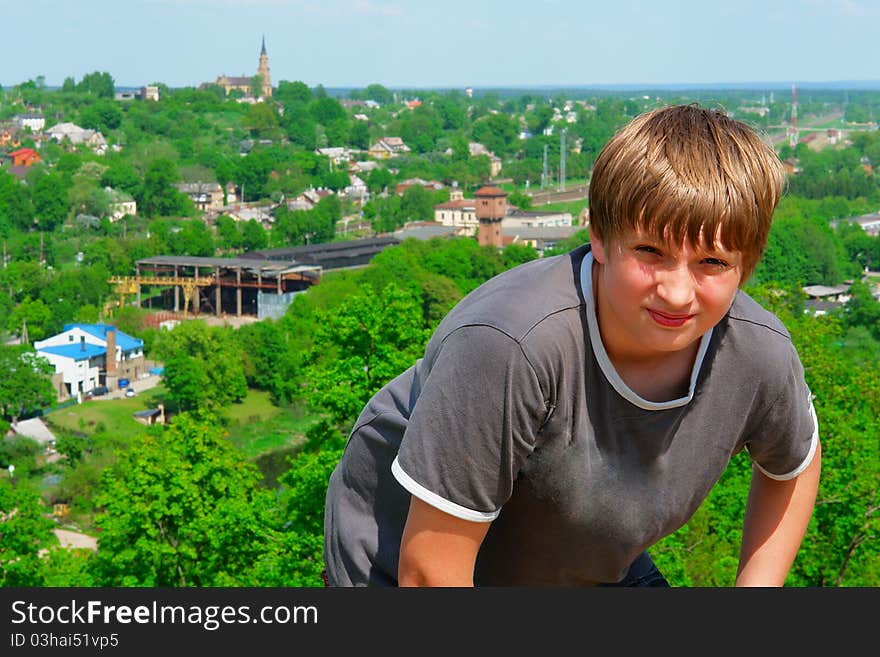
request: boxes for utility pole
[560,128,567,192]
[541,144,549,190]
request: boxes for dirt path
[53,528,98,551]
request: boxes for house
[504,207,573,228]
[0,124,22,148]
[44,122,107,153]
[467,142,502,177]
[105,187,137,220]
[368,137,411,159]
[433,195,572,233]
[175,182,226,211]
[316,147,359,166]
[7,147,41,167]
[831,212,880,237]
[221,203,275,226]
[393,221,466,241]
[12,113,45,132]
[287,188,335,211]
[350,160,381,175]
[139,85,160,101]
[34,323,145,400]
[434,198,478,230]
[10,417,57,447]
[502,225,582,255]
[343,174,369,202]
[395,178,443,195]
[134,404,166,426]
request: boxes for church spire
[257,36,272,99]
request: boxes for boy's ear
[590,232,607,264]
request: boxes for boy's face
[591,226,743,359]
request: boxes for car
[124,388,136,398]
[87,385,109,398]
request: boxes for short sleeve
[392,324,547,521]
[744,342,819,481]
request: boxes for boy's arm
[398,496,491,587]
[735,439,821,586]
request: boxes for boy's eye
[702,257,730,268]
[635,245,661,255]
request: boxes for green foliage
[654,312,880,587]
[153,321,247,412]
[0,345,56,423]
[303,282,429,426]
[91,414,277,586]
[0,478,56,586]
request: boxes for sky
[4,0,880,90]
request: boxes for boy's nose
[655,267,696,308]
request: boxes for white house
[12,113,45,132]
[34,323,144,399]
[105,187,137,221]
[44,122,108,153]
[504,208,573,228]
[434,198,478,230]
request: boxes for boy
[323,104,821,586]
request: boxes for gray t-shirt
[323,245,818,586]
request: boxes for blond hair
[588,103,786,281]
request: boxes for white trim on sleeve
[391,456,500,523]
[752,399,820,481]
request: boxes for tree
[0,170,35,235]
[0,479,56,586]
[275,80,312,108]
[360,83,394,106]
[400,184,434,222]
[0,345,56,424]
[91,414,278,586]
[472,112,518,157]
[154,320,247,413]
[139,158,190,218]
[6,297,55,342]
[76,71,115,98]
[31,172,71,231]
[303,283,429,426]
[80,99,123,133]
[842,280,880,340]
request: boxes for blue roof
[38,343,106,361]
[63,323,143,352]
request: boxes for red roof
[474,185,507,197]
[8,147,39,158]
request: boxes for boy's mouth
[647,309,693,327]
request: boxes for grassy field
[223,394,320,458]
[42,387,317,460]
[538,198,590,218]
[43,386,168,438]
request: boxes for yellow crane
[105,275,215,318]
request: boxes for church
[212,37,272,99]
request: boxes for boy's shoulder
[432,245,590,341]
[725,290,793,343]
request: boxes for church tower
[257,36,272,98]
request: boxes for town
[1,37,879,590]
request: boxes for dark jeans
[599,552,671,587]
[322,551,671,587]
